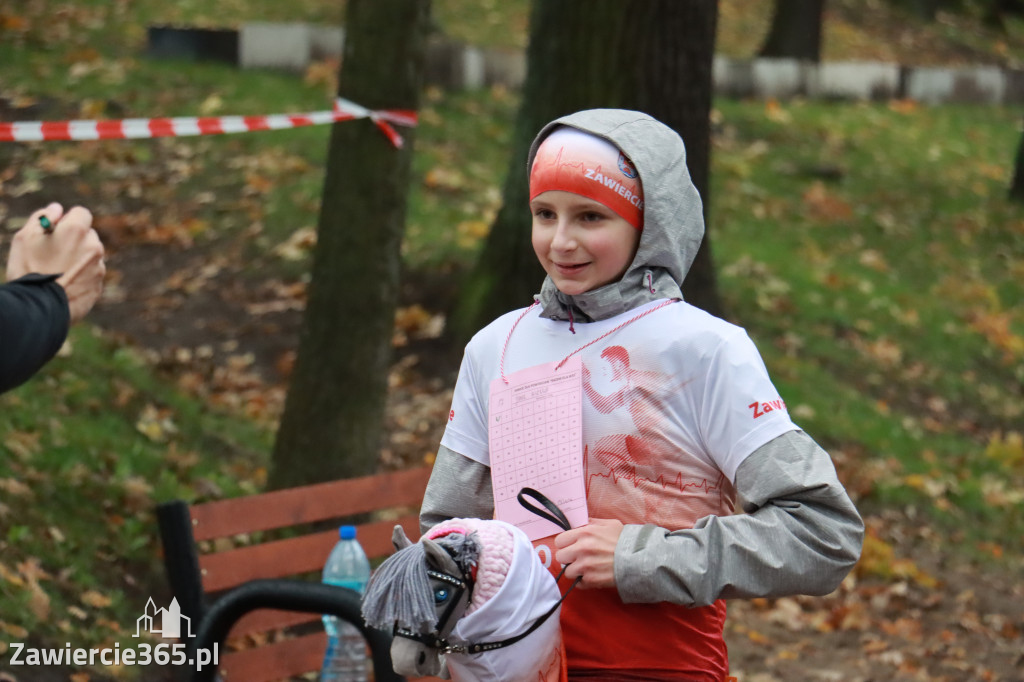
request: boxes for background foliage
[0,0,1021,679]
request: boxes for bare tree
[759,0,827,62]
[1010,121,1024,202]
[451,0,722,343]
[270,0,430,488]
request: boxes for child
[422,109,863,681]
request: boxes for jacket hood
[527,109,704,322]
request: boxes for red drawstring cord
[499,299,680,383]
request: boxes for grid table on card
[489,383,582,503]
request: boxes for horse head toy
[361,518,567,682]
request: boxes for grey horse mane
[362,530,482,634]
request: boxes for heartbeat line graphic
[583,447,724,496]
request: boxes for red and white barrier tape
[0,98,417,148]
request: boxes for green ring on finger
[39,216,53,231]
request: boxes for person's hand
[553,517,624,589]
[7,203,105,323]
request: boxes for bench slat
[229,608,319,639]
[200,515,421,593]
[221,631,326,682]
[190,466,432,541]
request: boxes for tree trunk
[628,1,722,316]
[269,0,429,489]
[758,0,826,62]
[984,0,1024,31]
[451,0,722,343]
[1010,122,1024,203]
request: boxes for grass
[711,97,1023,550]
[0,326,271,668]
[1,0,1023,679]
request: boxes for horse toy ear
[422,537,462,576]
[392,524,414,550]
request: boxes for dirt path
[726,510,1024,681]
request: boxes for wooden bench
[156,465,436,682]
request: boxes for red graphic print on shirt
[581,345,731,529]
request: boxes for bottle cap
[339,525,357,540]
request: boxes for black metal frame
[156,501,207,628]
[155,500,405,682]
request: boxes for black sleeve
[0,274,71,393]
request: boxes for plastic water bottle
[320,525,371,682]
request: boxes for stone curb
[146,24,1022,105]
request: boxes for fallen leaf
[764,98,792,123]
[424,166,468,192]
[0,562,24,587]
[304,58,340,94]
[858,249,889,272]
[81,590,113,609]
[803,181,853,223]
[0,13,29,30]
[746,629,772,644]
[3,431,41,460]
[984,431,1023,468]
[0,478,34,498]
[17,559,49,582]
[135,404,179,443]
[968,311,1024,363]
[28,578,50,621]
[0,620,29,638]
[888,99,918,114]
[456,219,490,249]
[273,227,317,261]
[121,476,154,513]
[198,94,223,115]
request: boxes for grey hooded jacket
[422,109,863,609]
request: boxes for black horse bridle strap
[439,488,581,655]
[393,568,472,651]
[455,571,579,654]
[395,488,582,655]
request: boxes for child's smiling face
[530,190,641,296]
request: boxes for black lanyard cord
[447,487,579,654]
[396,488,581,655]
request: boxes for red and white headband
[529,127,644,229]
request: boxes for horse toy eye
[433,586,451,604]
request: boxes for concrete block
[1004,69,1024,104]
[310,26,344,60]
[906,68,954,104]
[713,56,756,98]
[907,66,1005,104]
[239,22,312,72]
[810,61,900,100]
[146,26,238,64]
[463,46,486,89]
[484,48,526,89]
[950,66,1005,103]
[425,38,467,90]
[752,58,811,99]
